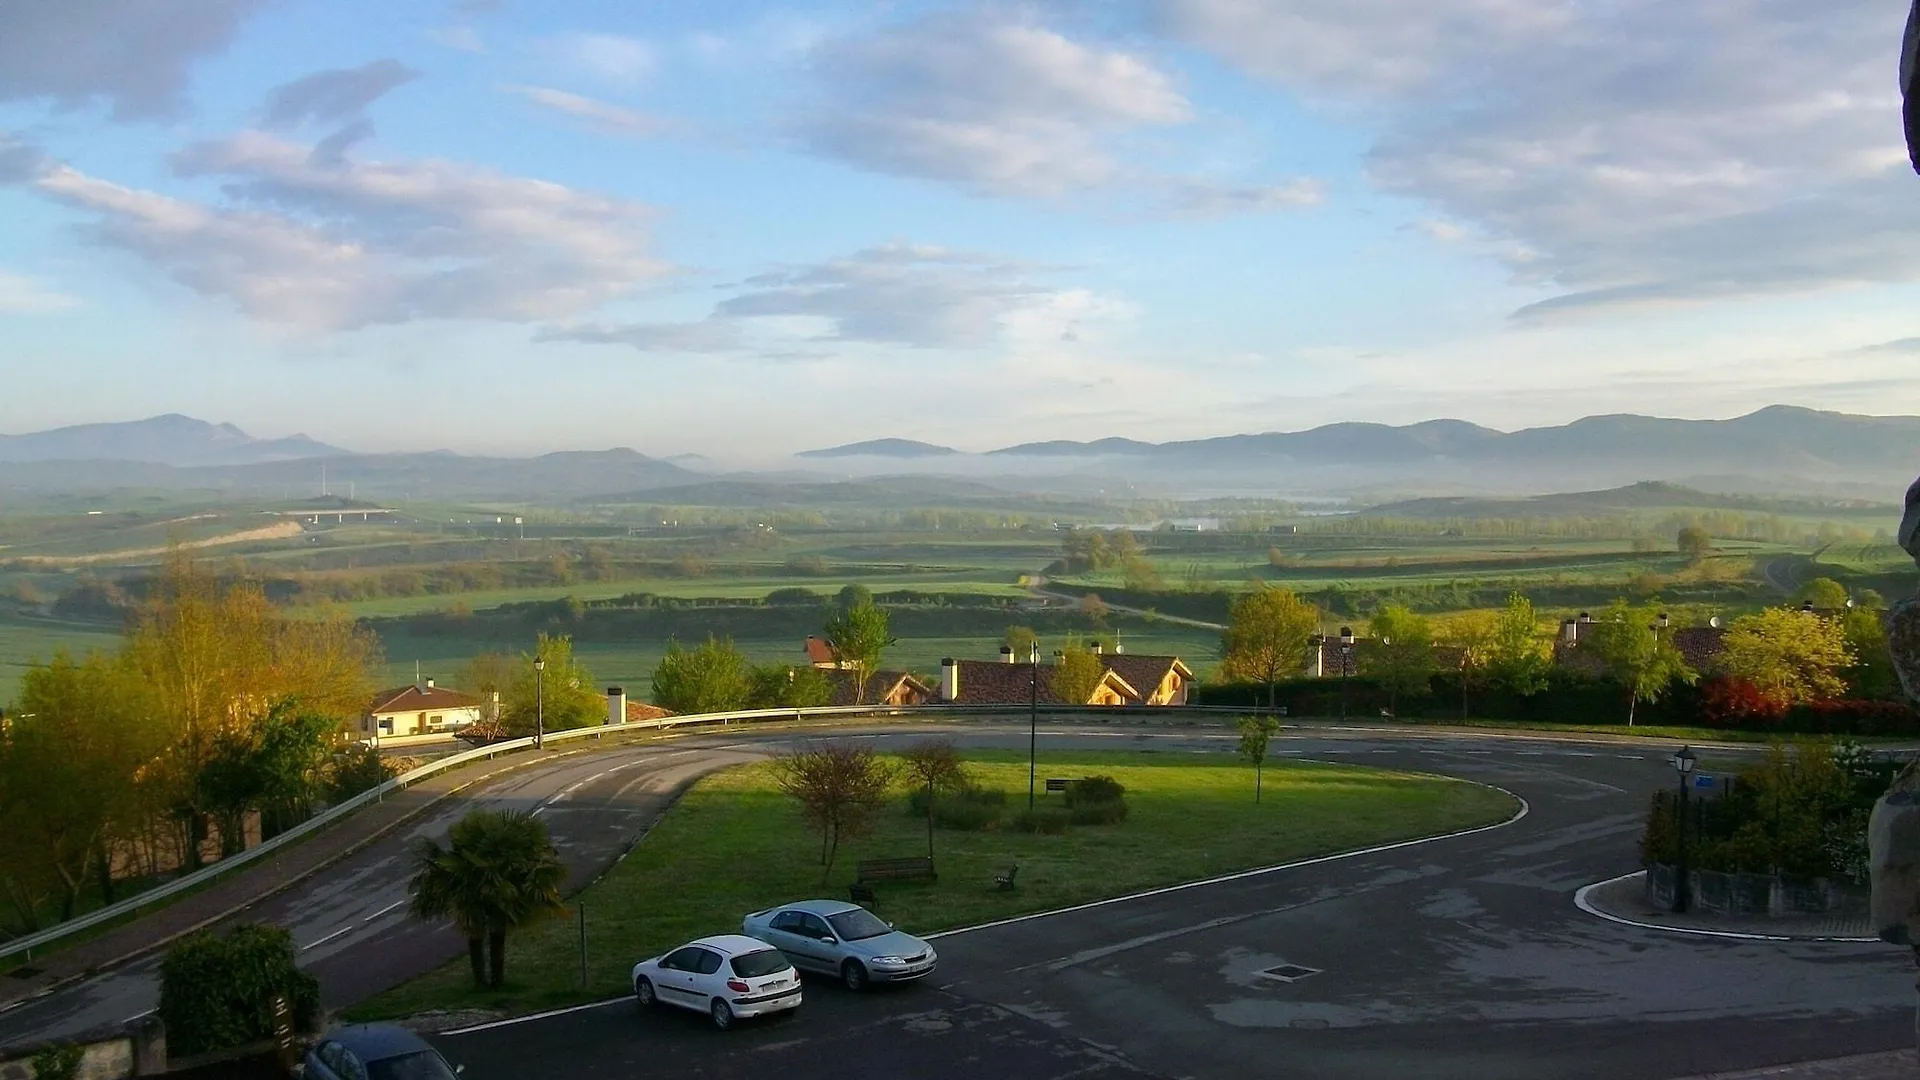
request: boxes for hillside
[798,439,960,459]
[0,414,343,466]
[1360,481,1898,520]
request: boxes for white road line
[1615,754,1645,760]
[364,899,407,922]
[925,784,1529,942]
[441,997,628,1035]
[1571,871,1879,944]
[300,923,360,952]
[121,1008,155,1024]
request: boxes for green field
[350,748,1517,1019]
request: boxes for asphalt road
[3,721,1911,1080]
[426,730,1916,1080]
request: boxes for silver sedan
[741,899,938,991]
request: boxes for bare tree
[771,741,896,881]
[898,739,970,861]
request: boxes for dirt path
[9,521,306,566]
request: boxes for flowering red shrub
[1700,677,1782,726]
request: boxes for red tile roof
[824,670,933,706]
[625,701,675,723]
[804,636,838,666]
[1102,655,1192,699]
[938,659,1140,705]
[369,683,482,714]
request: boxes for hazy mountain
[0,447,696,500]
[0,414,344,466]
[1361,480,1896,520]
[798,438,960,459]
[974,407,1920,496]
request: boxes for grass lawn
[349,748,1516,1020]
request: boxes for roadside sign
[1694,774,1715,789]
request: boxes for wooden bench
[995,865,1019,892]
[854,855,937,894]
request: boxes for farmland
[0,481,1904,706]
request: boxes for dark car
[303,1024,463,1080]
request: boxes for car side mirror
[456,1068,466,1076]
[886,921,895,929]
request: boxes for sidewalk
[0,750,558,1014]
[1581,871,1875,940]
[1680,1049,1914,1079]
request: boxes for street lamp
[533,656,547,750]
[1801,599,1815,614]
[1028,642,1040,809]
[1656,611,1670,633]
[1670,745,1696,913]
[1338,626,1354,720]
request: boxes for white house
[364,679,485,739]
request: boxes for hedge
[158,924,320,1057]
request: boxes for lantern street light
[533,656,547,750]
[1338,626,1354,720]
[1670,745,1696,912]
[1801,599,1816,615]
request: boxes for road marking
[1571,871,1879,944]
[364,899,407,922]
[301,923,360,951]
[926,785,1529,942]
[1615,754,1644,760]
[121,1008,155,1024]
[441,996,627,1035]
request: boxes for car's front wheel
[710,998,734,1030]
[634,977,656,1010]
[841,959,869,992]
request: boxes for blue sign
[1694,774,1716,789]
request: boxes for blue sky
[4,0,1920,462]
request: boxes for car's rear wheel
[841,959,868,992]
[634,977,657,1009]
[710,998,734,1030]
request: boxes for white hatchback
[631,934,803,1029]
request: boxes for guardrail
[0,701,1257,963]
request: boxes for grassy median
[350,748,1516,1020]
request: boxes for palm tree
[408,808,567,988]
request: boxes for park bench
[850,856,936,903]
[995,865,1019,891]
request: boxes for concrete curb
[1573,871,1880,944]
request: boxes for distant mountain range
[0,414,345,467]
[799,438,959,459]
[797,407,1920,497]
[5,406,1918,501]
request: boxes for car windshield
[827,908,891,941]
[367,1051,460,1080]
[731,949,793,978]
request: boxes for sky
[4,0,1920,462]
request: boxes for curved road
[1,720,1909,1079]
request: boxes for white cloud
[6,132,666,331]
[552,33,657,84]
[0,270,80,312]
[504,85,665,137]
[798,12,1313,214]
[547,243,1121,354]
[429,25,486,54]
[1157,0,1920,316]
[1166,178,1323,219]
[0,0,271,120]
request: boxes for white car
[741,900,938,990]
[631,934,802,1029]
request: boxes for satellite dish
[1709,616,1721,629]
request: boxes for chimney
[1561,618,1578,644]
[489,691,501,722]
[425,677,435,690]
[1000,645,1014,663]
[1091,641,1103,655]
[940,658,960,702]
[607,686,626,726]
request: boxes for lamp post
[533,656,547,750]
[1670,745,1696,913]
[1338,626,1354,720]
[1028,642,1040,810]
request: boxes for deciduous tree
[1219,588,1321,710]
[1719,606,1856,710]
[771,741,895,881]
[651,637,753,714]
[1440,611,1500,720]
[1487,592,1550,696]
[1795,577,1851,611]
[747,663,833,709]
[1365,605,1435,717]
[1677,526,1714,561]
[898,739,969,860]
[1584,600,1695,726]
[1050,637,1107,704]
[503,633,602,734]
[823,599,896,705]
[1236,716,1281,803]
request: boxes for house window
[378,717,393,733]
[429,714,444,728]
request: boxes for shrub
[159,924,319,1057]
[1069,798,1128,826]
[30,1045,83,1080]
[1010,807,1071,835]
[907,787,1005,831]
[1064,775,1125,808]
[325,744,393,803]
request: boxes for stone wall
[1645,863,1869,916]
